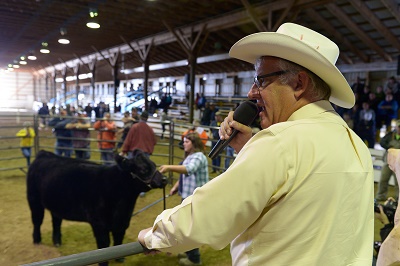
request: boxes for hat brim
[229,32,355,108]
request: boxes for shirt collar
[287,100,334,121]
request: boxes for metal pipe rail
[22,242,146,266]
[132,195,170,217]
[0,155,27,161]
[0,166,27,172]
[0,146,21,151]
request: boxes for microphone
[208,101,258,159]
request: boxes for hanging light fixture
[27,51,37,60]
[40,42,50,53]
[19,56,27,65]
[58,28,70,44]
[7,64,14,71]
[12,60,20,68]
[86,8,100,29]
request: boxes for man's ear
[293,71,309,99]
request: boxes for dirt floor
[0,173,61,265]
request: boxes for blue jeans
[21,147,31,166]
[186,248,201,263]
[55,141,73,157]
[75,147,90,160]
[211,141,221,171]
[100,148,115,165]
[225,146,235,170]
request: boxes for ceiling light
[86,8,100,29]
[58,28,70,44]
[19,56,27,65]
[13,61,19,68]
[27,51,37,60]
[40,42,50,53]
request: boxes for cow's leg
[91,225,110,248]
[30,206,44,244]
[51,213,62,247]
[110,206,135,263]
[90,224,111,266]
[112,229,125,246]
[112,229,127,263]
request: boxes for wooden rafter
[326,3,392,62]
[380,0,400,25]
[271,0,297,31]
[349,0,400,51]
[305,8,368,63]
[240,0,268,31]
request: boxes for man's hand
[219,111,253,153]
[138,227,161,255]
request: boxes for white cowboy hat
[229,23,354,108]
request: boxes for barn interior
[0,0,399,113]
[0,0,399,265]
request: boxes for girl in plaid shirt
[159,132,209,265]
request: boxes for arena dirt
[0,174,61,265]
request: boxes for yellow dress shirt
[144,100,374,265]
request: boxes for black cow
[27,149,166,265]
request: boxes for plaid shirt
[180,152,209,199]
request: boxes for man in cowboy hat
[138,23,374,265]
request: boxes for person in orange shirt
[93,112,116,165]
[180,120,208,148]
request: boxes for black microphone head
[233,101,258,126]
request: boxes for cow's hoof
[54,243,61,247]
[33,242,41,245]
[115,258,125,263]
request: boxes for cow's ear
[114,154,124,164]
[132,149,143,157]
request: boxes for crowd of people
[34,102,156,166]
[335,76,400,148]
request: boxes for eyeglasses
[253,70,288,89]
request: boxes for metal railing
[23,242,146,266]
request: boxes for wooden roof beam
[349,0,400,51]
[326,3,392,62]
[271,0,297,31]
[240,0,268,32]
[381,0,400,25]
[305,8,368,63]
[37,0,341,75]
[120,35,154,63]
